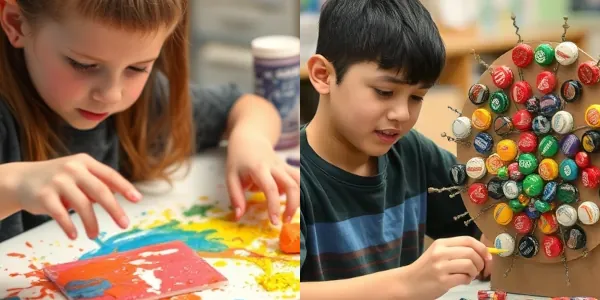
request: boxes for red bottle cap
[578,61,600,85]
[518,132,538,153]
[582,166,600,188]
[508,162,523,181]
[513,212,533,234]
[511,81,533,104]
[536,71,557,94]
[492,66,514,89]
[542,235,563,258]
[512,44,534,68]
[576,151,591,168]
[512,109,533,131]
[468,183,488,205]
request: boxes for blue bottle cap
[532,115,551,136]
[559,158,579,182]
[539,94,563,117]
[542,181,558,203]
[474,132,494,155]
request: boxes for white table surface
[0,147,301,300]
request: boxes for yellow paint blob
[213,260,227,267]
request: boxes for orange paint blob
[7,252,26,258]
[26,241,33,248]
[279,223,300,254]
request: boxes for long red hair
[0,0,193,182]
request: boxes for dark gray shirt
[0,75,241,242]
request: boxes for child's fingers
[78,171,129,229]
[83,156,141,203]
[250,166,281,225]
[41,192,77,240]
[271,167,299,223]
[285,164,300,186]
[56,178,99,239]
[226,172,246,220]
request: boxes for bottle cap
[556,204,578,227]
[576,151,591,168]
[497,166,509,180]
[512,109,532,131]
[494,233,516,257]
[539,135,559,158]
[518,235,539,258]
[523,174,543,197]
[532,115,551,135]
[542,181,558,203]
[536,70,557,94]
[487,177,505,200]
[489,90,510,114]
[525,96,540,114]
[449,164,467,186]
[542,235,563,258]
[539,94,563,117]
[468,83,490,105]
[452,116,472,139]
[496,140,518,162]
[585,104,600,127]
[578,201,600,225]
[492,66,514,89]
[582,130,600,153]
[519,194,531,206]
[560,79,583,103]
[582,166,600,189]
[564,225,587,250]
[513,212,533,234]
[509,199,526,212]
[493,116,513,136]
[468,183,488,205]
[557,182,579,204]
[560,134,581,158]
[535,199,552,213]
[538,158,559,181]
[578,61,600,85]
[555,41,579,65]
[471,108,492,130]
[551,111,574,134]
[525,201,541,219]
[512,44,534,68]
[511,81,533,104]
[494,203,513,225]
[538,212,559,234]
[474,132,494,155]
[518,132,538,153]
[535,44,555,66]
[466,157,487,179]
[485,153,505,175]
[559,158,579,182]
[508,162,523,181]
[502,180,520,199]
[518,153,539,175]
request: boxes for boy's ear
[307,54,335,95]
[0,1,26,48]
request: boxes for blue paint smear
[65,278,111,299]
[1,297,21,300]
[81,220,228,259]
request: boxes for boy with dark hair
[300,0,492,299]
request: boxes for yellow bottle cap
[485,153,505,175]
[472,108,492,130]
[585,104,600,127]
[496,139,518,161]
[538,158,559,181]
[493,203,513,226]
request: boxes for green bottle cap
[489,91,509,114]
[534,43,555,66]
[534,199,551,213]
[518,153,538,175]
[509,199,525,212]
[523,174,543,197]
[557,182,579,204]
[539,135,559,158]
[497,166,509,180]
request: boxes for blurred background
[300,0,600,153]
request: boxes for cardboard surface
[457,41,600,297]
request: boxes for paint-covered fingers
[271,167,299,223]
[226,172,246,220]
[77,169,130,230]
[251,165,282,225]
[38,190,77,240]
[53,175,99,239]
[81,154,142,203]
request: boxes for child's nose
[388,101,411,122]
[92,84,122,104]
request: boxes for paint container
[286,157,300,167]
[252,35,301,149]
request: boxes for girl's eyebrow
[68,48,158,65]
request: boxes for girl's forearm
[225,94,281,145]
[0,162,22,220]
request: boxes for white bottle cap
[551,111,574,134]
[466,157,487,179]
[452,116,472,140]
[251,35,300,59]
[556,204,578,227]
[578,201,600,225]
[555,41,579,66]
[494,233,515,257]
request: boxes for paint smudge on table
[25,242,33,248]
[6,253,26,258]
[183,204,214,218]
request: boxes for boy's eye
[374,88,394,98]
[411,95,424,102]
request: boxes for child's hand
[399,236,491,299]
[12,154,141,240]
[226,132,300,225]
